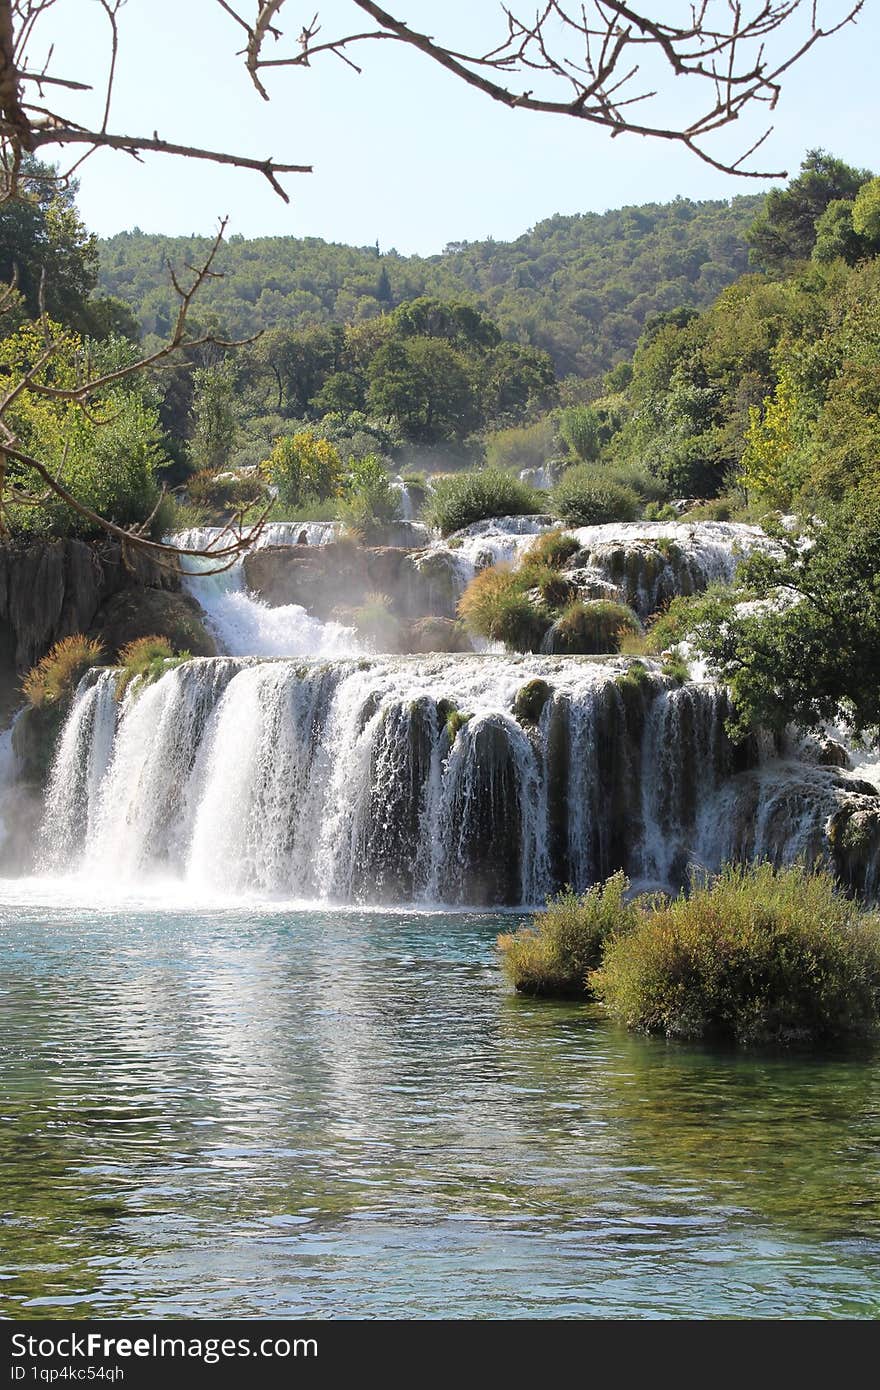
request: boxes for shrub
[263,430,344,507]
[558,405,602,462]
[349,593,402,651]
[617,629,649,656]
[680,497,732,522]
[520,561,575,608]
[336,454,401,540]
[115,635,190,701]
[498,872,638,997]
[523,529,581,569]
[615,659,653,692]
[484,418,556,473]
[425,468,543,536]
[660,654,690,686]
[645,585,735,654]
[154,494,207,536]
[552,465,641,525]
[644,501,679,521]
[545,600,640,655]
[592,863,880,1045]
[187,469,263,513]
[22,635,105,708]
[457,566,550,652]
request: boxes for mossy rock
[436,699,472,744]
[90,588,216,661]
[11,701,68,785]
[406,617,472,654]
[513,678,552,725]
[615,660,652,691]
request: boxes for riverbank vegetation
[500,864,880,1046]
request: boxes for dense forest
[98,195,762,380]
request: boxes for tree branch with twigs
[224,0,864,179]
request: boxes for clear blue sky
[40,0,880,252]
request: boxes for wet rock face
[829,797,880,901]
[243,542,458,623]
[90,589,216,660]
[0,539,180,727]
[407,618,471,654]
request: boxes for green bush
[187,469,263,513]
[644,501,679,522]
[348,592,402,651]
[645,585,736,654]
[456,566,551,651]
[592,863,880,1045]
[484,418,556,473]
[520,561,576,608]
[115,635,190,702]
[498,873,638,997]
[552,465,641,525]
[22,635,105,709]
[425,468,544,536]
[522,529,582,568]
[154,494,208,536]
[545,600,640,655]
[263,429,343,507]
[336,454,401,540]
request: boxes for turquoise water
[1,893,880,1318]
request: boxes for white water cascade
[430,516,777,614]
[170,524,362,659]
[29,653,868,906]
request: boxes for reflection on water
[1,897,879,1318]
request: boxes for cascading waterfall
[170,525,362,659]
[431,517,776,617]
[31,652,865,906]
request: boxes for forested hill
[98,194,763,380]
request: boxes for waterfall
[29,652,859,906]
[392,475,414,520]
[170,527,363,659]
[39,669,119,869]
[430,518,776,616]
[0,723,19,857]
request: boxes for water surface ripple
[1,898,879,1318]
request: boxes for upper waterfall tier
[30,653,870,907]
[435,516,776,617]
[169,516,778,662]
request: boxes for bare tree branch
[0,0,311,203]
[222,0,865,179]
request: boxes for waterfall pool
[1,890,879,1318]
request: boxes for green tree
[692,499,880,739]
[367,336,477,443]
[0,319,167,537]
[391,297,500,350]
[263,430,343,506]
[558,405,602,461]
[739,369,808,507]
[747,150,871,273]
[852,177,880,245]
[811,199,868,266]
[0,158,98,331]
[190,359,240,473]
